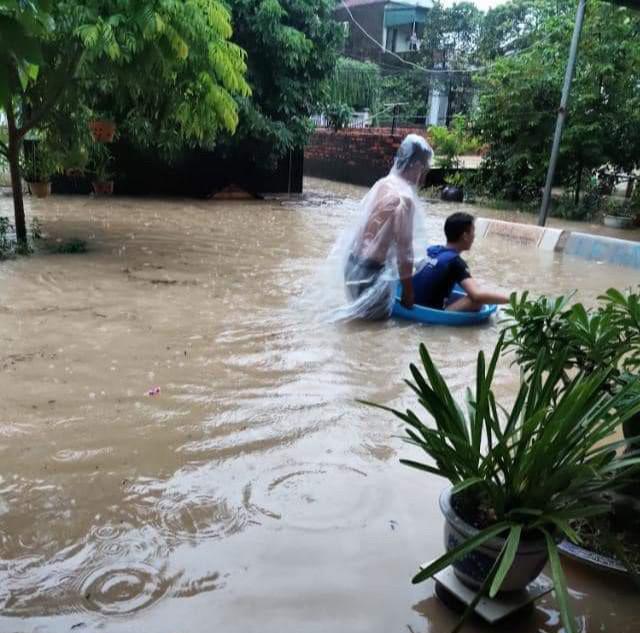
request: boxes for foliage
[224,0,343,161]
[0,0,53,106]
[88,144,114,182]
[0,216,42,259]
[325,57,380,111]
[473,1,640,201]
[42,1,251,156]
[418,1,483,69]
[50,238,88,254]
[552,180,603,221]
[0,216,12,257]
[429,125,462,170]
[366,336,640,633]
[324,102,353,132]
[31,217,43,240]
[22,138,61,182]
[501,289,640,392]
[604,198,636,219]
[429,115,478,170]
[444,171,466,188]
[377,70,430,125]
[476,0,545,61]
[601,288,640,375]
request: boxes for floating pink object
[146,386,161,396]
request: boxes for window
[385,27,398,52]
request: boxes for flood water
[0,179,638,633]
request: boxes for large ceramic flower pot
[441,186,464,203]
[603,215,633,229]
[92,180,114,195]
[27,181,51,198]
[440,487,548,592]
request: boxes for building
[334,0,470,126]
[334,0,433,63]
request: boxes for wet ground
[0,180,638,633]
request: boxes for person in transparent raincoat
[335,134,433,320]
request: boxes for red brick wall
[304,128,431,187]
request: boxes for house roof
[339,0,433,9]
[339,0,386,8]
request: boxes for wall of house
[334,5,386,63]
[50,142,304,197]
[304,127,444,187]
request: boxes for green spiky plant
[366,335,640,633]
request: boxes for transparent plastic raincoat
[332,134,433,320]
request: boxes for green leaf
[489,525,522,597]
[544,531,576,633]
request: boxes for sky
[441,0,510,10]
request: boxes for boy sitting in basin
[412,212,509,312]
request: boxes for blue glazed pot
[440,487,548,592]
[441,186,464,202]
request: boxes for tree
[476,0,545,61]
[473,0,640,201]
[1,0,250,246]
[419,1,483,68]
[324,57,381,112]
[0,0,53,246]
[224,0,343,161]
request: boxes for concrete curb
[476,218,640,269]
[475,218,565,251]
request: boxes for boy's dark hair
[445,212,475,242]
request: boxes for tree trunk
[5,101,27,246]
[574,162,583,206]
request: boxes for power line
[339,0,572,76]
[339,0,487,74]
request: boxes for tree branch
[17,49,83,141]
[0,139,8,157]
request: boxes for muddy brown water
[0,180,637,633]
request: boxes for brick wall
[304,127,443,187]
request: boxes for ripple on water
[156,493,247,542]
[80,562,168,615]
[90,521,167,560]
[243,462,382,531]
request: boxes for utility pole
[537,0,587,226]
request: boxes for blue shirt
[412,245,471,308]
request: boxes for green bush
[324,103,353,132]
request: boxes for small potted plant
[90,145,115,195]
[441,171,465,202]
[88,116,116,143]
[603,199,634,229]
[22,141,59,198]
[428,118,466,202]
[365,335,640,633]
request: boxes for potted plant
[90,145,114,195]
[501,289,640,582]
[603,199,634,229]
[365,336,640,633]
[441,171,465,203]
[22,141,60,198]
[88,117,116,143]
[428,116,467,202]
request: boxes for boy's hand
[401,283,414,309]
